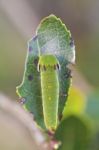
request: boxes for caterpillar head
[37,55,60,72]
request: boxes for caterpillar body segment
[38,55,60,131]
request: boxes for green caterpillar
[38,55,60,131]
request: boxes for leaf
[54,115,90,150]
[16,15,75,130]
[16,36,45,129]
[36,14,75,120]
[58,62,71,119]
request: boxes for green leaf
[16,36,45,129]
[37,14,75,120]
[16,15,75,130]
[54,115,90,150]
[58,63,71,119]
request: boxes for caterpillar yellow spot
[38,55,60,131]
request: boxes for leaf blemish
[70,37,74,47]
[60,93,68,97]
[64,69,72,78]
[28,75,33,81]
[33,35,38,41]
[29,46,32,52]
[19,97,26,105]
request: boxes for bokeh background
[0,0,99,149]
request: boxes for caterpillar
[38,55,60,131]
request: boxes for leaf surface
[16,15,75,129]
[16,36,45,129]
[55,115,90,150]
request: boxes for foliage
[55,115,90,150]
[16,15,75,130]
